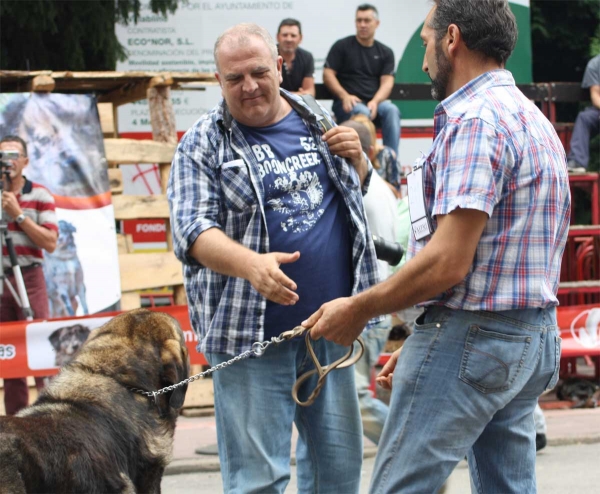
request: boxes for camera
[0,150,20,162]
[372,235,404,266]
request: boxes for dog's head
[56,220,77,250]
[75,309,190,417]
[49,324,91,367]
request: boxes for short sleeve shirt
[325,36,395,102]
[407,70,571,311]
[582,54,600,88]
[279,46,315,92]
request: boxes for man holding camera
[1,135,57,415]
[168,23,381,493]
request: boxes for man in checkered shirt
[168,23,381,494]
[306,1,571,493]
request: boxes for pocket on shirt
[459,325,532,394]
[219,160,256,212]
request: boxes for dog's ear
[48,328,64,350]
[160,341,189,412]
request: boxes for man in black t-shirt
[277,18,315,96]
[324,4,400,156]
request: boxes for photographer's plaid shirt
[168,91,381,355]
[407,70,571,310]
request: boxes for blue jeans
[332,100,401,156]
[567,106,600,168]
[207,337,363,494]
[370,306,561,494]
[354,319,392,445]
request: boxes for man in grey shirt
[567,54,600,172]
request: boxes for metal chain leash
[128,331,292,401]
[129,325,364,407]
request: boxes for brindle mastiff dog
[0,309,190,494]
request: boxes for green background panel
[394,3,532,119]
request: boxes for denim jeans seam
[214,392,232,492]
[296,410,321,494]
[377,325,443,491]
[470,451,484,494]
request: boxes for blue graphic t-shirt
[238,110,352,339]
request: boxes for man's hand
[342,94,362,113]
[367,100,379,120]
[302,296,369,347]
[323,126,367,182]
[375,347,402,390]
[1,191,22,219]
[247,251,300,305]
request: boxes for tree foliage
[0,0,181,71]
[531,0,600,83]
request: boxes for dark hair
[0,135,27,156]
[357,4,379,18]
[278,18,302,35]
[431,0,517,65]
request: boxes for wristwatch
[15,213,26,224]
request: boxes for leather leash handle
[292,332,365,407]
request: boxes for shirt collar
[432,69,514,136]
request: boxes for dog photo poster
[26,317,111,370]
[0,93,121,317]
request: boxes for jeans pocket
[545,335,562,391]
[460,325,532,394]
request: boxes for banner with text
[0,306,207,379]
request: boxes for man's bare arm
[590,85,600,110]
[189,227,300,305]
[19,220,57,253]
[323,68,349,99]
[305,208,489,346]
[297,77,315,96]
[369,74,394,105]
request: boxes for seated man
[324,3,401,157]
[567,53,600,172]
[276,18,315,96]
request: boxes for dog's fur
[44,220,89,318]
[0,309,189,494]
[48,323,91,367]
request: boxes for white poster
[0,93,122,318]
[115,1,531,165]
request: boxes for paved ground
[162,442,600,493]
[165,406,600,476]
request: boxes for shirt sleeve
[382,45,396,76]
[167,120,223,266]
[303,51,315,78]
[35,186,58,232]
[431,118,510,219]
[581,54,600,88]
[324,39,344,72]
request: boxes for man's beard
[430,43,452,101]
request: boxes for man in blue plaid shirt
[305,1,571,493]
[168,23,381,494]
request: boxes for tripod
[1,168,34,321]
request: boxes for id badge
[407,163,433,240]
